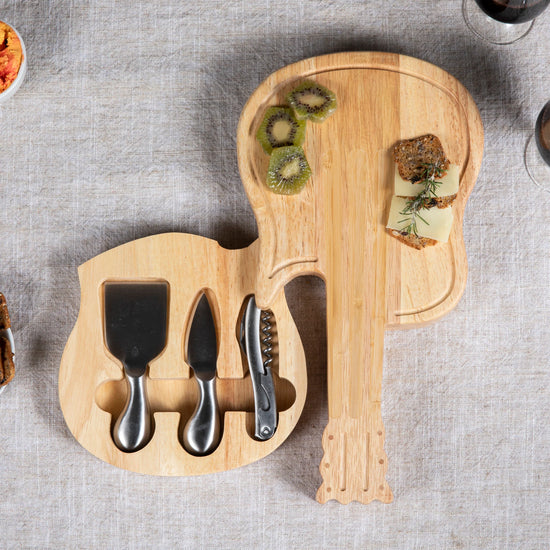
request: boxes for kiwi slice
[256,107,306,154]
[287,80,337,123]
[266,146,311,195]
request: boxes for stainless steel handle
[112,373,153,453]
[241,297,278,441]
[182,377,221,456]
[246,319,278,440]
[252,370,277,440]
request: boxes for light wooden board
[58,235,307,475]
[237,52,484,503]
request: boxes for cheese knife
[181,292,221,456]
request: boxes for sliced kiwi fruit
[287,80,337,123]
[266,146,311,195]
[256,106,306,154]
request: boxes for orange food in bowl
[0,22,23,93]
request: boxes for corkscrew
[239,295,278,440]
[260,310,273,370]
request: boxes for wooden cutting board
[237,52,483,504]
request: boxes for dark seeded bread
[0,293,10,330]
[433,194,456,208]
[387,228,438,250]
[424,194,457,209]
[392,134,450,181]
[399,194,456,209]
[0,335,14,387]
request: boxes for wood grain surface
[58,235,307,475]
[237,52,484,503]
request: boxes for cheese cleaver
[104,281,168,453]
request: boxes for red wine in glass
[535,102,550,166]
[475,0,550,23]
[525,101,550,190]
[464,0,550,43]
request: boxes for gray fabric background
[0,1,549,548]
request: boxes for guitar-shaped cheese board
[59,52,483,503]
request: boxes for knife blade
[181,292,221,455]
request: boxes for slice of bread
[0,293,10,330]
[392,134,450,181]
[387,229,438,250]
[425,194,456,209]
[0,335,14,387]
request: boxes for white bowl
[0,21,27,105]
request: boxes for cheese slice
[386,196,453,242]
[394,164,459,198]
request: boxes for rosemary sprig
[398,163,444,236]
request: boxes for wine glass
[525,101,550,191]
[463,0,550,44]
